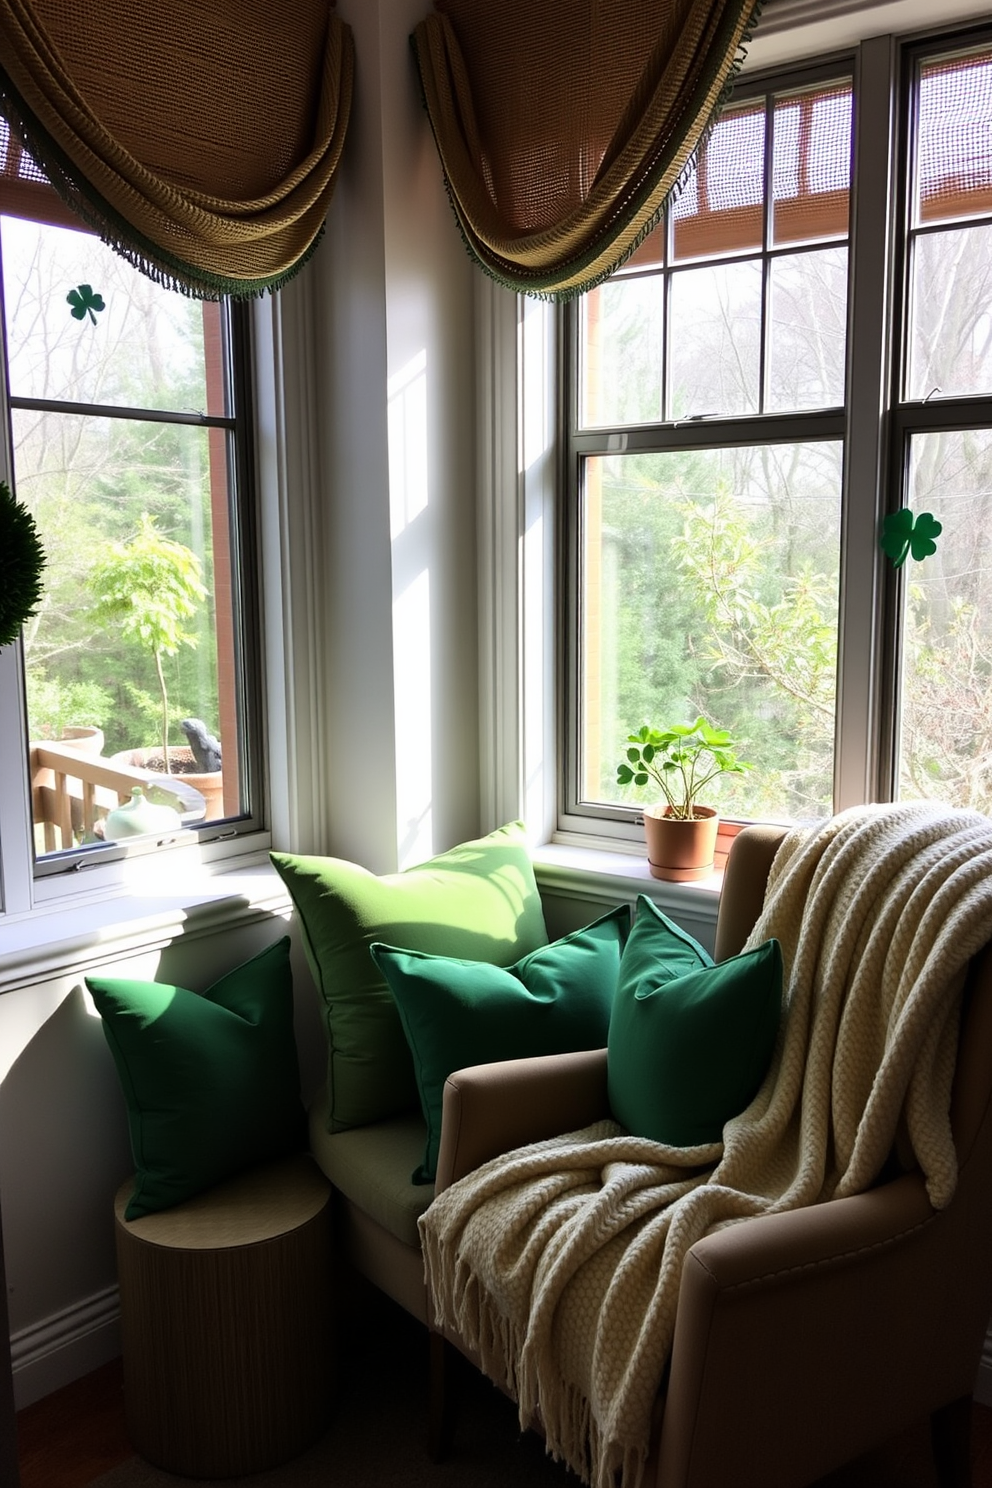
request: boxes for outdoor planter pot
[642,804,719,882]
[111,746,224,822]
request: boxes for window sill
[532,837,724,914]
[0,847,292,993]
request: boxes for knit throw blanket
[419,803,992,1488]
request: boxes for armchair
[431,821,992,1488]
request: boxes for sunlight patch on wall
[388,348,428,540]
[388,348,433,868]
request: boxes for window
[0,126,262,896]
[562,25,992,835]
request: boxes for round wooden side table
[114,1153,333,1478]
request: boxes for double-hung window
[0,128,262,910]
[561,21,992,837]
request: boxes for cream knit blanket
[419,803,992,1488]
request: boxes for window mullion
[834,32,901,810]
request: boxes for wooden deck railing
[30,742,206,853]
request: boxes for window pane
[581,442,842,821]
[897,429,992,813]
[2,216,222,414]
[1,215,245,859]
[915,47,992,227]
[668,260,761,417]
[580,276,663,427]
[772,84,852,246]
[671,103,765,263]
[907,224,992,399]
[767,247,848,411]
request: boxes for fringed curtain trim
[0,0,354,298]
[412,0,764,300]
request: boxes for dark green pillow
[608,896,782,1147]
[86,936,306,1220]
[371,904,630,1183]
[270,821,549,1132]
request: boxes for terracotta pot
[60,725,105,754]
[642,804,719,882]
[110,746,224,822]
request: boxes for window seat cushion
[308,1081,432,1249]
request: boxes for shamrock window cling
[67,283,105,324]
[880,508,942,569]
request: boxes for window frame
[0,213,269,914]
[555,17,992,846]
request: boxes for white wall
[317,0,479,875]
[0,0,483,1407]
[0,895,330,1407]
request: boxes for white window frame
[479,0,992,873]
[0,246,330,949]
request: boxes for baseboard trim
[10,1284,120,1409]
[6,1283,992,1415]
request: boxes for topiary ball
[0,480,46,650]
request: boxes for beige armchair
[431,824,992,1488]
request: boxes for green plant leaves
[615,715,751,817]
[880,509,942,569]
[0,480,47,649]
[66,283,105,325]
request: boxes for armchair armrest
[656,1173,975,1488]
[435,1048,609,1193]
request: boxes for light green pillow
[371,904,630,1183]
[86,937,306,1220]
[270,822,549,1131]
[608,895,782,1147]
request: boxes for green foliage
[616,717,751,819]
[25,668,112,740]
[89,515,207,766]
[667,487,838,817]
[673,490,837,727]
[0,479,47,649]
[901,586,992,810]
[89,513,205,656]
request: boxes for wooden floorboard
[14,1352,992,1488]
[17,1358,131,1488]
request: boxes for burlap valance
[0,0,354,298]
[412,0,763,299]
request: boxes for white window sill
[0,847,292,993]
[531,838,724,910]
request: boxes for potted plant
[88,513,207,773]
[616,717,752,881]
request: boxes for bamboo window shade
[916,48,992,225]
[0,0,354,298]
[411,0,764,299]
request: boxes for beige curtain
[0,0,353,297]
[412,0,763,299]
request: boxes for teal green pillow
[86,937,306,1220]
[270,822,549,1131]
[371,905,630,1183]
[608,896,782,1147]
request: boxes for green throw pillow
[371,904,631,1183]
[86,936,306,1220]
[270,821,549,1131]
[608,896,782,1147]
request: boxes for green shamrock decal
[879,508,942,569]
[66,284,105,325]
